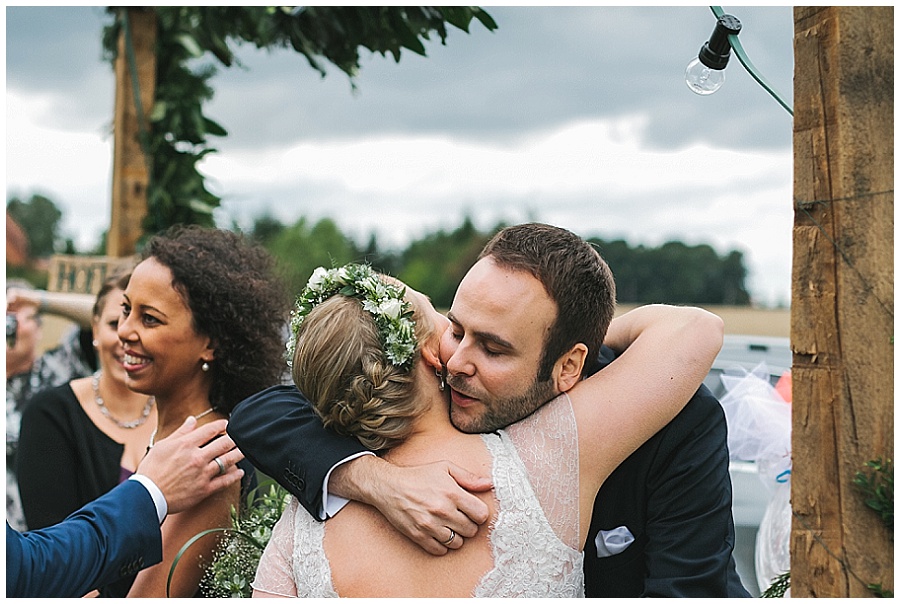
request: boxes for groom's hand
[333,456,492,555]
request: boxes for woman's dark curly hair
[141,225,288,413]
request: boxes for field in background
[40,305,790,354]
[615,305,790,338]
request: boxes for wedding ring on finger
[213,456,226,476]
[440,528,456,545]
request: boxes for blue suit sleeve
[228,384,368,518]
[6,479,162,598]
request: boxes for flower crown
[286,264,418,369]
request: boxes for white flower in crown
[307,266,329,290]
[379,298,405,320]
[335,266,351,283]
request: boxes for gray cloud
[203,6,794,151]
[7,6,794,149]
[6,5,796,305]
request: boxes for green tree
[589,236,751,305]
[101,7,497,240]
[6,194,64,258]
[399,216,497,308]
[267,217,359,295]
[250,212,287,247]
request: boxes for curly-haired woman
[106,225,288,598]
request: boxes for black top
[584,351,749,596]
[17,384,125,530]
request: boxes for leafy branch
[101,7,497,241]
[761,571,790,598]
[853,457,893,532]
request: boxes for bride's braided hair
[291,289,433,452]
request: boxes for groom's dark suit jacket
[229,347,749,597]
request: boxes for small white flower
[308,267,329,289]
[362,299,380,315]
[379,298,404,319]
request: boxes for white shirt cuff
[321,451,376,519]
[129,474,168,524]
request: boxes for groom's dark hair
[479,223,616,381]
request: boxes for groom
[229,223,749,597]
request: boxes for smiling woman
[102,225,289,598]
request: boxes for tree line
[7,193,751,307]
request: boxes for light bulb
[685,57,725,95]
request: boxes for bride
[252,263,723,597]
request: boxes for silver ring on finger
[440,528,456,545]
[213,456,226,476]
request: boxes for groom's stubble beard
[447,372,558,434]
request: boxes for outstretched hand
[335,456,493,555]
[137,416,245,515]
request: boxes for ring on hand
[440,529,456,545]
[213,456,226,476]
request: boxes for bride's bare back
[253,396,585,598]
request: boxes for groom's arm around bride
[229,347,749,597]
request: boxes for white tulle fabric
[252,393,583,597]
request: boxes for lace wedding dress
[253,394,584,597]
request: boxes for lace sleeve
[252,497,299,597]
[505,393,580,550]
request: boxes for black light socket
[698,14,742,70]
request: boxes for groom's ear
[553,343,588,393]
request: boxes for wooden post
[109,8,156,257]
[791,6,893,597]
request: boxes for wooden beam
[108,8,156,257]
[791,6,893,597]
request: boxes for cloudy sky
[6,5,795,306]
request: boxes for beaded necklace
[92,370,155,429]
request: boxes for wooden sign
[46,254,137,295]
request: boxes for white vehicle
[707,335,792,596]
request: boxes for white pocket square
[594,526,635,558]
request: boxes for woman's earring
[92,340,99,348]
[435,367,446,392]
[201,361,210,372]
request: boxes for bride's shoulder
[506,393,574,436]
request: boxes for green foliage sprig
[100,7,497,243]
[200,481,291,598]
[766,458,894,598]
[853,457,893,531]
[761,571,791,598]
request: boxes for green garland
[287,263,417,368]
[852,457,893,532]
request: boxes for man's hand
[137,416,245,515]
[332,456,492,555]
